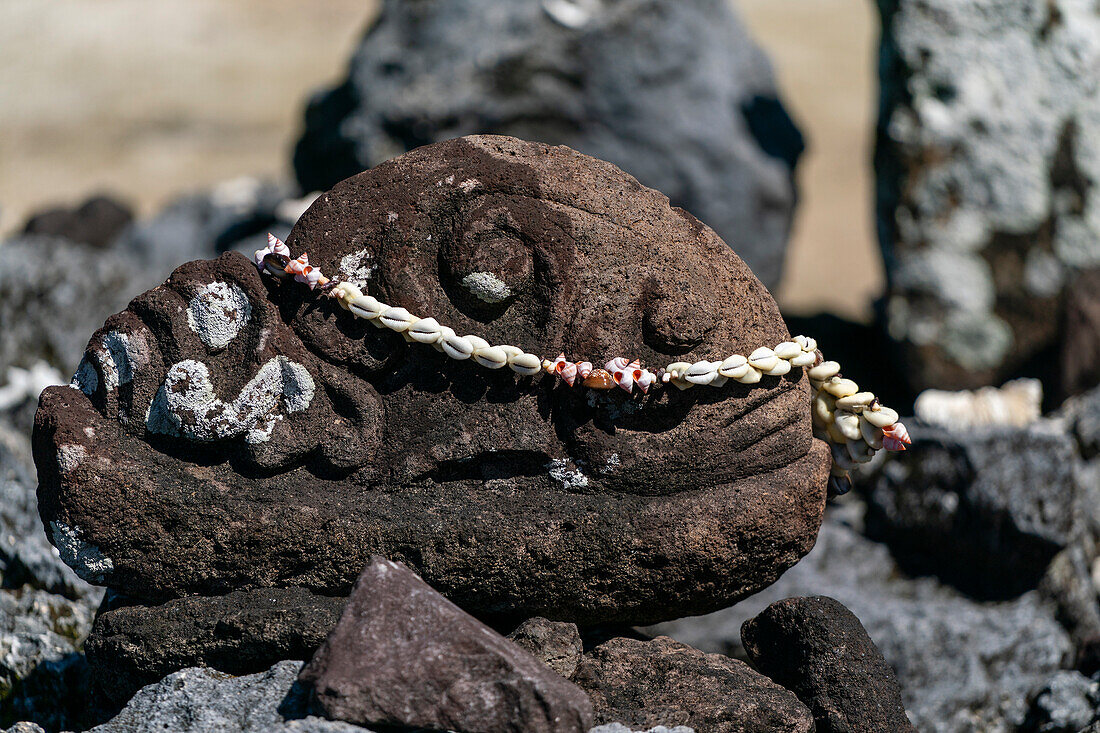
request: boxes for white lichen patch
[56,444,86,475]
[49,520,114,584]
[458,178,481,193]
[461,272,513,304]
[98,331,134,391]
[70,356,98,395]
[547,458,589,490]
[145,356,315,444]
[186,282,252,349]
[339,249,377,288]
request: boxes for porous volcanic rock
[294,0,803,290]
[741,596,916,733]
[572,635,814,732]
[876,0,1100,397]
[33,135,829,625]
[300,557,593,732]
[85,588,346,707]
[22,195,133,249]
[507,617,584,679]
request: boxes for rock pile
[294,0,803,290]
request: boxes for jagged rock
[87,660,363,733]
[300,557,594,732]
[85,587,346,707]
[741,596,916,733]
[507,617,583,679]
[22,195,133,249]
[876,0,1100,397]
[3,723,45,733]
[588,726,694,733]
[1040,540,1100,673]
[294,0,803,290]
[1020,670,1099,733]
[0,587,98,732]
[34,135,829,625]
[572,635,814,732]
[650,501,1074,732]
[866,420,1083,596]
[1061,268,1100,399]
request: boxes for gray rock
[507,617,584,679]
[1039,539,1100,673]
[650,501,1074,732]
[88,660,363,732]
[875,0,1100,395]
[22,195,133,250]
[3,723,45,733]
[294,0,803,290]
[865,420,1083,596]
[0,587,97,732]
[1020,670,1099,732]
[588,726,694,733]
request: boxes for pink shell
[576,361,593,380]
[550,353,567,374]
[268,233,290,258]
[613,368,635,394]
[558,361,578,387]
[635,370,656,394]
[882,422,911,451]
[285,253,310,276]
[606,357,630,373]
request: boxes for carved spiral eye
[642,288,717,354]
[439,220,534,314]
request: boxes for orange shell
[582,368,616,390]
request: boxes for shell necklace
[257,234,910,495]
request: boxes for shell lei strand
[256,235,911,495]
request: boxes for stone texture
[1062,268,1100,399]
[87,660,364,733]
[1019,670,1099,733]
[1039,539,1100,673]
[22,195,133,249]
[85,587,346,707]
[650,501,1074,732]
[876,0,1100,396]
[300,557,594,732]
[572,635,814,733]
[295,0,803,290]
[866,420,1084,597]
[507,617,583,679]
[741,596,916,733]
[34,135,829,626]
[588,726,694,733]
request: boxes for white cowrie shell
[665,361,692,379]
[735,365,762,384]
[718,355,748,379]
[466,335,490,352]
[685,360,719,385]
[846,440,875,463]
[860,415,884,449]
[834,412,862,441]
[813,392,836,427]
[433,326,455,352]
[498,345,523,359]
[748,347,778,372]
[823,377,859,398]
[775,341,802,360]
[836,392,875,411]
[808,361,840,381]
[710,373,729,388]
[826,419,850,444]
[334,282,363,310]
[348,294,386,320]
[790,351,816,367]
[864,405,900,428]
[766,359,792,376]
[380,306,415,331]
[793,335,809,349]
[473,346,508,369]
[508,353,542,376]
[801,337,817,352]
[441,333,475,360]
[408,317,442,344]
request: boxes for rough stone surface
[741,596,916,733]
[1062,268,1100,399]
[650,501,1075,732]
[300,557,594,732]
[87,660,364,733]
[34,135,829,625]
[588,726,694,733]
[572,635,814,733]
[507,617,583,679]
[876,0,1100,396]
[1019,670,1099,733]
[294,0,803,290]
[85,587,346,707]
[22,195,133,249]
[866,420,1084,597]
[1039,539,1100,673]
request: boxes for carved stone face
[35,136,828,625]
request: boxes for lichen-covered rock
[85,588,346,707]
[294,0,803,290]
[507,617,583,679]
[741,596,916,733]
[572,636,814,732]
[876,0,1100,395]
[300,557,594,732]
[87,660,364,733]
[1020,670,1099,733]
[33,135,829,626]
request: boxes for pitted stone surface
[34,135,828,625]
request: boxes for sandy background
[0,0,881,320]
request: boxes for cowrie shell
[498,345,523,359]
[408,317,443,344]
[441,333,475,360]
[836,392,875,411]
[823,378,859,398]
[718,355,748,379]
[826,420,850,444]
[790,351,816,367]
[860,415,884,449]
[801,337,817,352]
[433,326,455,352]
[748,347,778,372]
[665,362,692,380]
[380,306,415,331]
[808,361,840,381]
[348,294,386,320]
[774,342,801,360]
[813,392,836,427]
[766,359,792,376]
[846,440,874,463]
[508,352,542,376]
[735,365,762,384]
[473,346,508,369]
[685,360,719,385]
[864,405,899,428]
[465,335,490,352]
[834,412,862,441]
[334,283,363,310]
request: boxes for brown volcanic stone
[742,596,916,733]
[507,617,583,679]
[85,587,346,707]
[572,635,814,732]
[300,557,594,732]
[33,135,829,625]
